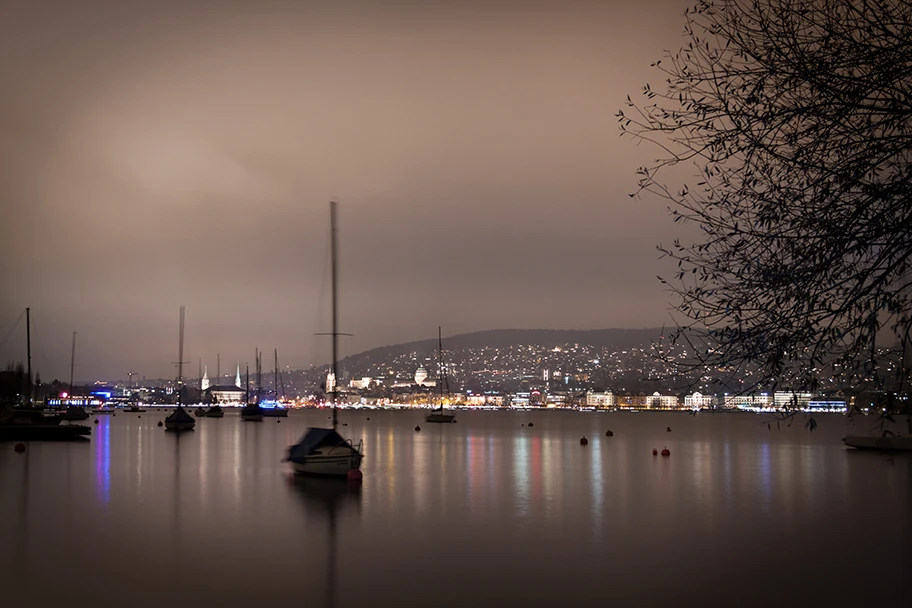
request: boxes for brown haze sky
[0,0,695,381]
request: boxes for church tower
[235,364,241,388]
[202,366,210,391]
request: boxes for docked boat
[194,407,207,417]
[261,350,289,417]
[843,435,912,451]
[240,364,263,421]
[286,201,363,477]
[205,405,224,418]
[164,307,195,432]
[62,406,90,421]
[425,327,456,424]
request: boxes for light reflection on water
[1,410,911,607]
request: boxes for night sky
[1,0,693,381]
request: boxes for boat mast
[438,326,444,410]
[274,348,278,401]
[331,201,339,430]
[69,331,77,396]
[246,364,250,404]
[26,307,31,403]
[177,306,185,409]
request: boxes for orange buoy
[652,448,658,456]
[580,437,588,445]
[661,447,670,456]
[14,443,25,453]
[347,469,363,482]
[415,425,421,432]
[605,429,614,437]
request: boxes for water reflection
[513,434,530,516]
[287,477,362,608]
[94,417,111,505]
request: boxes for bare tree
[619,0,912,403]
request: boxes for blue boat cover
[287,427,347,462]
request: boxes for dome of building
[414,367,428,385]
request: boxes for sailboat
[164,306,195,432]
[62,331,90,420]
[261,349,289,417]
[241,363,263,422]
[286,201,363,476]
[426,327,456,423]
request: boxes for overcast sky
[0,0,695,381]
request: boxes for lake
[1,409,909,607]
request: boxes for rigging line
[30,319,58,382]
[0,309,26,355]
[308,227,332,371]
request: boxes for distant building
[586,390,615,408]
[685,392,715,409]
[206,385,245,404]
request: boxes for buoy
[277,419,281,424]
[661,447,670,456]
[138,415,141,418]
[521,424,525,427]
[94,419,99,424]
[347,469,363,481]
[580,437,588,445]
[605,429,614,437]
[415,425,421,432]
[666,426,671,432]
[14,443,25,453]
[653,448,658,456]
[343,423,348,426]
[112,413,116,417]
[366,417,370,421]
[528,422,534,427]
[157,421,163,427]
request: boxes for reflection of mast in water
[171,432,182,560]
[288,478,362,608]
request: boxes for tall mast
[274,349,278,400]
[217,353,220,387]
[26,307,31,402]
[199,357,202,396]
[331,201,339,430]
[438,326,443,408]
[69,331,77,395]
[245,364,250,404]
[177,306,185,409]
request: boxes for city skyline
[1,0,694,379]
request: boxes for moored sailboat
[426,327,456,424]
[164,307,195,432]
[286,202,363,476]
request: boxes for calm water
[2,409,910,607]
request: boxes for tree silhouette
[619,0,912,400]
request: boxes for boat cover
[166,407,195,423]
[288,427,347,461]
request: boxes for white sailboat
[426,327,456,423]
[164,306,195,432]
[286,202,363,477]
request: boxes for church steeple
[202,365,210,391]
[235,364,241,388]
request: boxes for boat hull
[164,421,195,431]
[205,407,225,418]
[843,435,912,451]
[261,408,289,417]
[291,452,363,476]
[426,412,456,423]
[0,424,91,441]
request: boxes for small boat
[286,428,363,476]
[204,405,224,418]
[240,364,263,421]
[194,407,207,417]
[62,406,90,421]
[843,435,912,451]
[286,202,363,477]
[164,307,195,432]
[0,423,91,441]
[425,327,456,424]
